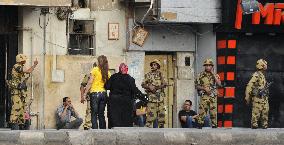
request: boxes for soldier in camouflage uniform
[195,59,222,128]
[245,59,269,129]
[80,74,92,130]
[8,54,38,130]
[142,59,167,128]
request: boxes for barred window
[68,20,95,55]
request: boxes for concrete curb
[0,128,283,145]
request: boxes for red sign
[235,0,284,29]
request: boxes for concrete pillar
[126,51,145,92]
[196,24,217,114]
[174,52,195,128]
[197,24,217,74]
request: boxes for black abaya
[105,73,140,128]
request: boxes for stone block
[68,131,93,145]
[0,131,20,144]
[139,131,166,145]
[20,131,44,145]
[44,131,70,145]
[92,130,117,145]
[164,131,187,145]
[116,130,140,145]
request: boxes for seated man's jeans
[57,118,83,129]
[184,116,210,128]
[90,92,107,129]
[185,116,196,128]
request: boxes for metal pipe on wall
[42,12,47,129]
[194,31,198,111]
[29,28,34,113]
[39,8,49,129]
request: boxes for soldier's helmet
[203,59,214,66]
[16,54,28,63]
[256,59,267,70]
[150,59,161,69]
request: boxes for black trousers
[90,92,107,129]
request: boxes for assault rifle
[17,74,31,91]
[253,81,273,98]
[135,92,149,105]
[197,85,217,97]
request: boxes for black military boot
[262,126,268,129]
[19,124,25,130]
[11,123,19,130]
[196,123,203,129]
[158,123,164,128]
[251,126,258,129]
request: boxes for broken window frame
[72,0,90,8]
[67,19,95,55]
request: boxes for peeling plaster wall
[22,7,68,56]
[160,0,222,23]
[126,51,145,92]
[20,2,128,128]
[43,55,124,129]
[128,19,196,52]
[0,0,71,6]
[92,10,126,57]
[21,7,68,129]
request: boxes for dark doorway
[0,6,18,127]
[234,33,284,128]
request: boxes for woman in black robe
[106,63,140,128]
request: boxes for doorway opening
[0,6,19,127]
[144,52,175,128]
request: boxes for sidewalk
[0,128,283,145]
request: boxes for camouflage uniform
[142,60,166,128]
[245,59,269,128]
[195,59,219,127]
[9,63,28,126]
[81,74,92,129]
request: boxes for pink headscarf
[119,63,128,74]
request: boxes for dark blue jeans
[90,92,107,129]
[184,116,210,128]
[137,115,146,127]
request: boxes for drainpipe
[40,9,48,129]
[194,32,198,111]
[28,28,36,126]
[141,0,154,23]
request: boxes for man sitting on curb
[179,100,211,128]
[56,97,83,129]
